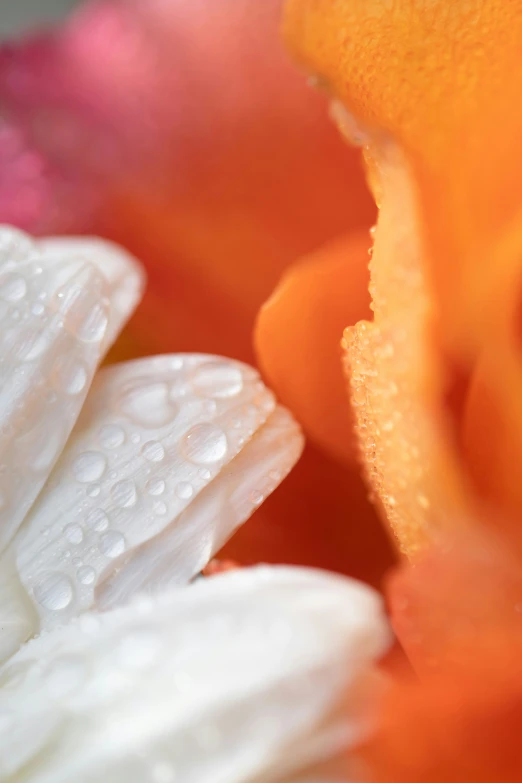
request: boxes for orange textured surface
[284,0,522,526]
[256,231,372,464]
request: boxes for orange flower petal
[255,230,374,463]
[284,0,522,543]
[364,531,522,782]
[362,660,522,783]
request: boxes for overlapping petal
[0,566,390,782]
[0,227,303,664]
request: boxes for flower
[0,225,391,779]
[0,0,395,585]
[284,0,522,778]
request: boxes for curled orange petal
[255,230,374,464]
[284,0,522,547]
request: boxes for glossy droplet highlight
[62,286,109,344]
[77,566,96,585]
[34,572,74,611]
[73,451,107,483]
[64,524,84,545]
[176,481,194,500]
[99,531,126,558]
[111,480,137,508]
[141,440,165,462]
[191,361,244,398]
[51,355,88,396]
[99,424,125,449]
[146,478,165,496]
[119,381,177,428]
[181,423,228,465]
[0,273,27,302]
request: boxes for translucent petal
[0,566,390,782]
[0,227,144,552]
[0,355,303,659]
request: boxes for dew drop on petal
[51,355,88,395]
[146,478,165,496]
[64,524,84,545]
[0,273,27,302]
[77,566,96,585]
[34,572,74,611]
[119,381,177,428]
[86,484,101,498]
[73,451,107,483]
[190,361,244,398]
[181,423,228,465]
[99,424,126,449]
[99,531,126,558]
[141,440,165,462]
[175,481,194,500]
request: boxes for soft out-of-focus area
[0,0,394,584]
[0,0,80,35]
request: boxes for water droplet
[154,501,167,515]
[119,381,177,428]
[61,283,109,343]
[64,524,84,545]
[77,565,96,585]
[191,361,243,398]
[34,572,74,611]
[51,355,88,395]
[0,273,27,302]
[146,478,165,496]
[86,484,101,498]
[181,423,228,465]
[5,325,52,361]
[141,440,165,462]
[176,481,194,500]
[198,468,211,481]
[85,508,109,532]
[73,451,107,483]
[99,424,125,449]
[111,479,137,508]
[249,490,264,507]
[99,530,126,558]
[31,302,45,316]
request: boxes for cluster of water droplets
[13,354,277,627]
[0,227,143,552]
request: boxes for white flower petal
[0,566,391,783]
[0,355,303,659]
[0,227,144,553]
